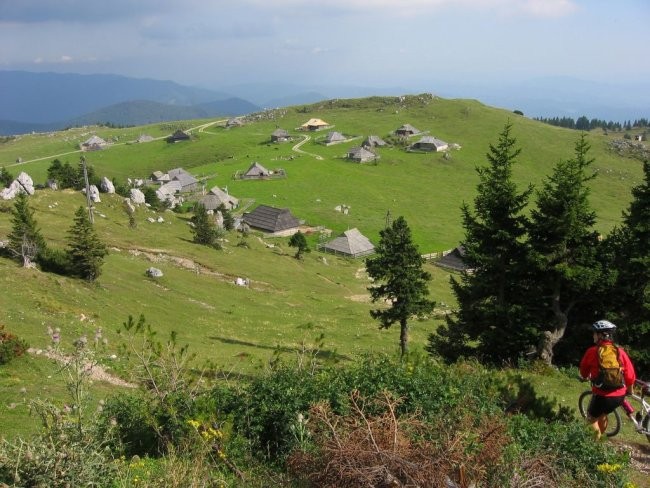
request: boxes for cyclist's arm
[579,347,597,380]
[619,348,637,391]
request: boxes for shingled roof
[320,228,375,258]
[200,186,239,210]
[243,205,300,233]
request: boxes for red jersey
[579,340,636,397]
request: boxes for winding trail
[292,135,324,160]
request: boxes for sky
[0,0,649,91]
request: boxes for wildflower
[596,463,622,474]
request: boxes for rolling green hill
[0,94,645,436]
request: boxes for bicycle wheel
[577,390,621,437]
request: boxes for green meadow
[0,94,645,438]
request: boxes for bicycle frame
[628,379,650,436]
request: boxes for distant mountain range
[0,71,267,135]
[1,70,649,136]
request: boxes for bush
[37,246,71,275]
[0,325,28,365]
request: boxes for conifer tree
[191,203,222,249]
[604,161,650,374]
[217,203,235,231]
[8,192,46,267]
[528,134,602,364]
[66,206,108,281]
[428,123,535,363]
[0,166,13,187]
[366,216,434,357]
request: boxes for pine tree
[191,204,222,249]
[217,204,235,231]
[0,166,13,187]
[66,206,108,281]
[528,134,602,364]
[605,161,650,374]
[8,192,46,267]
[366,216,434,358]
[288,231,310,259]
[428,123,535,363]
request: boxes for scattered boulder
[130,188,146,204]
[100,177,115,194]
[146,267,164,278]
[124,198,136,214]
[157,216,164,223]
[1,172,35,200]
[215,211,224,229]
[47,179,58,190]
[88,185,101,203]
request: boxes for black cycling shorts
[587,394,625,419]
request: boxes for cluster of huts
[69,115,461,266]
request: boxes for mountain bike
[578,379,650,441]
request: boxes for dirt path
[292,135,324,160]
[28,348,136,388]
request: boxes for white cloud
[520,0,578,17]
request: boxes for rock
[146,267,163,278]
[157,216,164,223]
[124,198,136,214]
[130,188,146,204]
[147,217,156,223]
[88,185,101,203]
[1,172,35,199]
[100,177,115,193]
[47,179,58,190]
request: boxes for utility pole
[81,156,94,224]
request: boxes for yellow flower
[596,463,622,474]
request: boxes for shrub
[287,392,513,488]
[0,325,28,365]
[37,246,71,275]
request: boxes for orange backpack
[594,344,625,391]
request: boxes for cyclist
[579,319,637,438]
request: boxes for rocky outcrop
[1,172,35,200]
[100,177,115,194]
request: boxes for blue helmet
[592,320,616,332]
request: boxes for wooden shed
[409,136,448,152]
[271,128,291,143]
[242,205,301,236]
[319,228,375,258]
[347,146,378,163]
[395,124,420,137]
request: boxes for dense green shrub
[0,325,28,365]
[37,245,71,275]
[224,354,630,483]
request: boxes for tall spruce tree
[191,203,222,249]
[366,216,434,358]
[528,134,602,364]
[604,161,650,375]
[427,123,535,364]
[8,192,46,267]
[66,206,108,281]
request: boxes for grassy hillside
[0,94,645,439]
[1,95,643,251]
